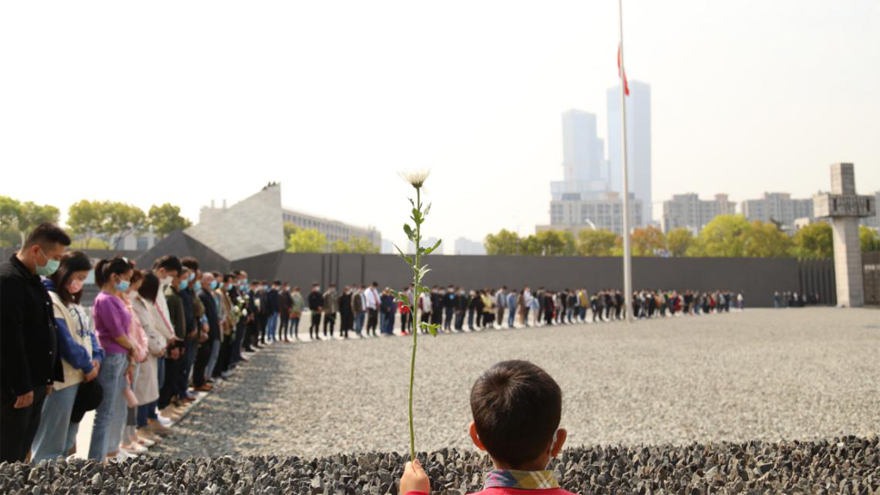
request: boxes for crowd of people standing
[0,223,270,463]
[1,222,745,465]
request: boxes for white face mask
[160,276,172,287]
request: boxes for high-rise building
[551,110,609,202]
[661,193,737,233]
[741,192,814,228]
[454,237,486,255]
[607,80,652,224]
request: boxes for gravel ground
[151,308,879,459]
[5,438,879,494]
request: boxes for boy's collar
[485,469,559,490]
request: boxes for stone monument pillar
[813,163,876,307]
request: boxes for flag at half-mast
[617,44,630,96]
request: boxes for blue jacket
[42,278,102,373]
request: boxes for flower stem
[409,187,421,462]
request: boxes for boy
[401,360,574,495]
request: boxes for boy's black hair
[470,360,562,468]
[24,223,71,249]
[181,256,199,272]
[152,255,183,274]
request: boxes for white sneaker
[156,414,173,426]
[138,437,156,448]
[122,443,148,454]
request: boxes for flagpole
[618,0,633,322]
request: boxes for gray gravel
[153,308,879,459]
[4,438,879,494]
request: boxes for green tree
[286,227,327,253]
[666,228,695,257]
[630,226,666,257]
[535,230,575,256]
[744,220,793,257]
[484,229,521,255]
[148,203,192,238]
[67,200,107,247]
[103,203,147,248]
[330,236,380,254]
[518,234,542,255]
[575,229,618,256]
[698,215,751,257]
[0,196,22,247]
[793,222,833,259]
[0,197,61,247]
[861,225,879,253]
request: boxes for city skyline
[1,0,879,252]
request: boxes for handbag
[71,380,104,424]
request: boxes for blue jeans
[88,353,128,460]
[179,338,197,399]
[206,339,221,378]
[379,312,387,333]
[266,312,279,342]
[354,312,365,335]
[31,383,80,462]
[508,309,516,327]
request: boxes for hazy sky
[2,0,878,253]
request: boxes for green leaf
[411,208,422,225]
[394,244,413,266]
[417,264,431,279]
[421,238,442,255]
[419,322,440,337]
[424,203,432,217]
[403,223,414,241]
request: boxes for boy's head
[469,360,565,470]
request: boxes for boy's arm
[400,460,430,495]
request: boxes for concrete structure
[813,163,876,307]
[860,191,880,229]
[192,182,382,259]
[281,209,380,249]
[742,192,814,229]
[454,237,486,256]
[551,110,610,203]
[540,192,643,237]
[607,80,652,223]
[661,193,737,233]
[187,182,285,261]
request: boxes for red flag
[617,44,630,96]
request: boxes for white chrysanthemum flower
[398,169,430,189]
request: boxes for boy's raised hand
[400,459,430,494]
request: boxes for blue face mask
[242,278,248,286]
[115,279,131,292]
[194,281,203,292]
[210,281,218,290]
[188,273,196,282]
[35,247,61,277]
[179,279,189,291]
[227,283,234,291]
[263,285,269,291]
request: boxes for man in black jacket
[194,273,221,391]
[0,223,70,462]
[307,283,323,340]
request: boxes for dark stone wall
[233,253,802,307]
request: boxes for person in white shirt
[364,282,381,337]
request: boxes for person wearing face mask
[119,269,149,458]
[454,288,468,331]
[290,286,304,341]
[338,286,353,339]
[87,256,138,462]
[156,267,189,429]
[31,251,102,462]
[193,272,221,392]
[307,283,323,341]
[0,223,70,463]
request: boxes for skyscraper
[551,110,609,202]
[607,80,652,224]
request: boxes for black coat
[0,255,63,403]
[307,291,323,311]
[197,289,221,341]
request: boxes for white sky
[2,0,878,253]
